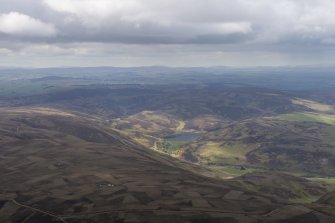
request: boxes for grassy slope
[3,107,333,222]
[277,112,335,125]
[182,118,335,177]
[229,172,331,204]
[292,98,333,112]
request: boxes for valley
[3,0,335,222]
[1,67,335,222]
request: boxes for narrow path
[58,207,271,219]
[9,198,308,221]
[10,199,67,223]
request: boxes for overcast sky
[1,0,335,67]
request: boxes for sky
[1,0,335,67]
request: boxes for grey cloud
[1,0,335,67]
[2,0,335,45]
[0,0,256,44]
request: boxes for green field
[308,177,335,190]
[292,98,333,112]
[0,80,68,97]
[277,112,335,125]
